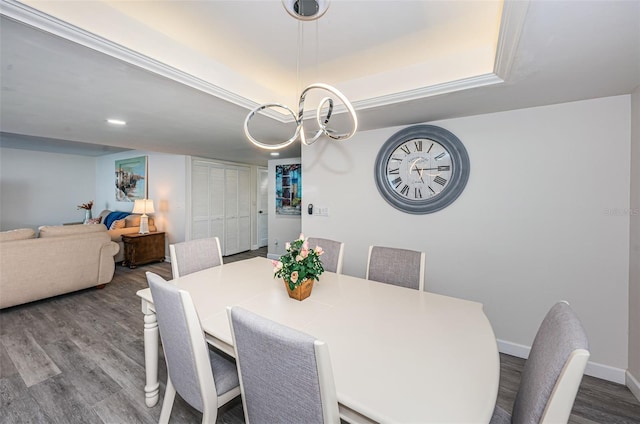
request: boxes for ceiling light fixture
[107,119,127,125]
[244,0,358,151]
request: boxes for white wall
[629,86,640,398]
[302,96,631,382]
[0,148,96,230]
[95,151,188,253]
[268,158,301,259]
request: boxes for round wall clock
[374,124,470,214]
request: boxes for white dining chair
[146,272,240,424]
[307,237,345,274]
[366,245,425,290]
[227,306,340,424]
[490,301,590,424]
[169,237,223,278]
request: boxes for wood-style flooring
[1,247,639,423]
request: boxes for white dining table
[137,257,499,423]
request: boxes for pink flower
[272,260,283,272]
[315,246,324,256]
[300,248,309,258]
[298,233,305,241]
[295,254,303,262]
[285,242,291,250]
[302,240,309,250]
[290,271,299,283]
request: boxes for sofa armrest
[108,227,141,242]
[108,226,158,242]
[98,241,120,284]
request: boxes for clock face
[374,125,469,214]
[385,138,453,201]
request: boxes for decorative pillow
[84,217,102,225]
[125,214,141,228]
[109,219,126,230]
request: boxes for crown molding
[494,0,530,81]
[352,73,504,112]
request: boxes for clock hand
[408,159,426,183]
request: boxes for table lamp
[132,198,155,234]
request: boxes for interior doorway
[257,167,268,248]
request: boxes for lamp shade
[132,199,155,215]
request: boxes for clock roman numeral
[415,187,422,199]
[429,186,436,194]
[388,168,400,174]
[434,176,447,186]
[391,177,402,188]
[427,143,434,153]
[414,140,423,151]
[434,152,446,160]
[438,165,450,171]
[400,145,411,155]
[400,184,410,196]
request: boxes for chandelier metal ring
[244,83,358,150]
[299,83,358,146]
[243,103,301,150]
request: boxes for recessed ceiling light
[270,152,280,157]
[107,119,127,125]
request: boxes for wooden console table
[121,232,165,269]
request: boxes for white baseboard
[267,253,280,260]
[497,339,626,384]
[627,371,640,402]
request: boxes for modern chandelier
[243,0,358,150]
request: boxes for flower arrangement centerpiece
[77,200,94,211]
[77,200,94,222]
[272,233,324,300]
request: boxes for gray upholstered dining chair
[169,237,223,278]
[366,245,425,290]
[227,306,340,424]
[146,272,240,424]
[307,237,345,274]
[490,301,590,424]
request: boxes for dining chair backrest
[366,245,425,291]
[227,306,340,424]
[169,237,223,278]
[307,237,345,274]
[490,301,590,424]
[146,272,239,424]
[512,301,590,424]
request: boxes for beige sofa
[0,225,119,309]
[97,210,157,262]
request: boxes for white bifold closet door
[191,159,250,256]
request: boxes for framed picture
[115,156,147,202]
[275,164,301,215]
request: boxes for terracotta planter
[284,278,314,301]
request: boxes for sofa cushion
[124,214,155,228]
[109,219,126,230]
[85,217,102,225]
[39,224,106,238]
[0,228,36,242]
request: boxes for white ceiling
[1,0,639,166]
